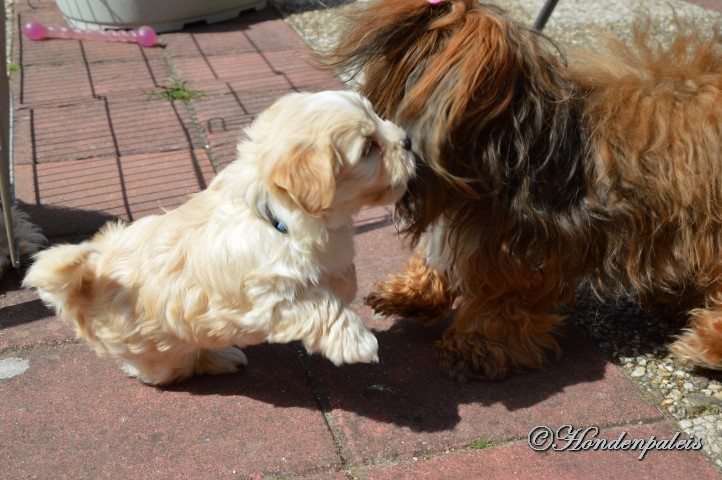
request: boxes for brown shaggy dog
[325,0,722,381]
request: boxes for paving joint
[156,48,221,173]
[0,337,82,356]
[291,342,362,479]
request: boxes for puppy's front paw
[314,310,379,366]
[340,326,379,365]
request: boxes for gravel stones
[571,293,722,469]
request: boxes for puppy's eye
[362,139,377,157]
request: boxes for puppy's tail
[23,242,99,327]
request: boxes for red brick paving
[106,98,204,156]
[310,294,664,463]
[19,99,116,164]
[361,424,719,479]
[2,0,721,478]
[1,344,341,479]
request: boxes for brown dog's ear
[267,142,339,217]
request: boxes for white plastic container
[55,0,268,33]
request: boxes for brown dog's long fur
[325,0,722,381]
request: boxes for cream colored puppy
[24,91,415,385]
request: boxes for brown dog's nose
[402,137,412,151]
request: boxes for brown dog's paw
[669,308,722,370]
[434,335,510,382]
[365,279,453,324]
[365,247,455,322]
[364,288,399,316]
[364,286,430,318]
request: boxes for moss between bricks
[148,75,203,102]
[469,439,498,450]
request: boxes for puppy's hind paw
[195,347,248,376]
[119,348,249,385]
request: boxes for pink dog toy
[427,0,445,4]
[22,21,158,47]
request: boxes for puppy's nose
[402,137,412,151]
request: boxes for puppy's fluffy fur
[0,206,46,277]
[326,0,722,380]
[24,91,415,385]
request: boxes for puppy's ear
[268,142,339,216]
